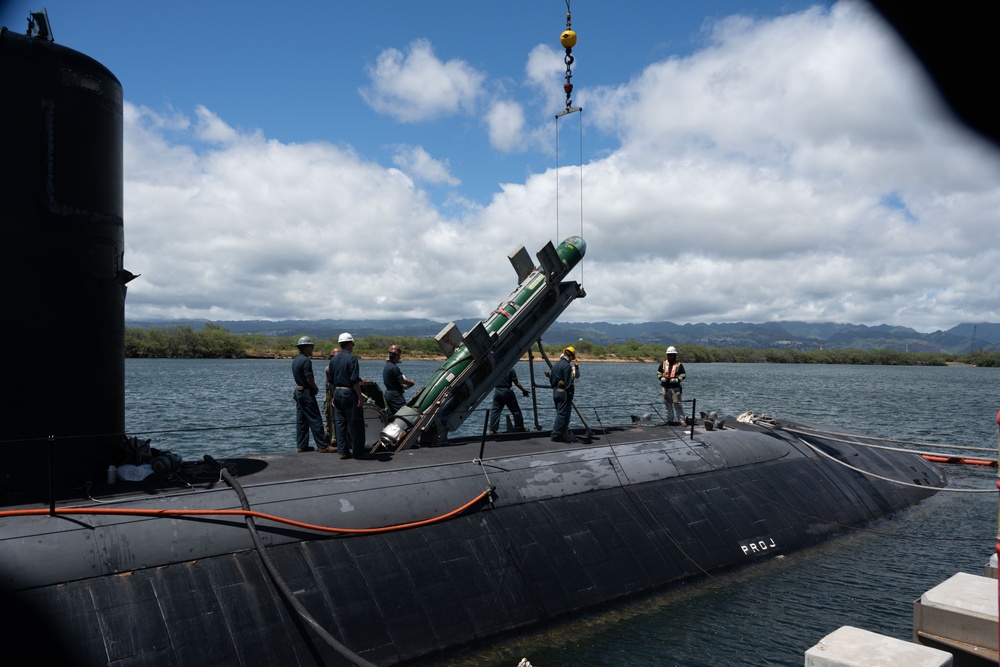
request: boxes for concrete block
[805,625,952,666]
[914,572,998,659]
[913,572,997,653]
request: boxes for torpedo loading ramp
[376,236,586,452]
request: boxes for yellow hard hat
[564,346,576,356]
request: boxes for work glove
[522,389,529,397]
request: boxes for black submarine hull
[4,420,945,666]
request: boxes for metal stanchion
[479,409,491,460]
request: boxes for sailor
[321,348,339,452]
[291,336,326,452]
[565,345,581,380]
[550,347,576,442]
[383,344,415,420]
[328,333,367,459]
[657,346,687,425]
[489,367,530,435]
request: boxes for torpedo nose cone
[563,235,586,257]
[557,236,586,269]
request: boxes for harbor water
[126,359,1000,666]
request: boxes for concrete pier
[913,572,998,664]
[805,626,952,666]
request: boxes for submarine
[0,14,948,667]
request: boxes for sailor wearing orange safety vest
[657,346,687,425]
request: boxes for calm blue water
[125,360,1000,666]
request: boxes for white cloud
[194,105,239,144]
[525,43,570,114]
[123,102,553,323]
[485,44,585,156]
[122,2,1000,332]
[359,39,485,122]
[485,100,527,152]
[391,145,460,186]
[557,1,1000,330]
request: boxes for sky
[4,0,999,332]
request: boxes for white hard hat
[666,346,677,355]
[338,332,354,343]
[296,336,314,347]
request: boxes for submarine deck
[4,415,940,514]
[4,420,725,508]
[258,420,697,479]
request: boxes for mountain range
[125,319,1000,355]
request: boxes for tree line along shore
[124,324,1000,367]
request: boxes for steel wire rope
[403,399,660,440]
[554,111,585,274]
[785,430,994,494]
[712,457,991,543]
[554,91,584,283]
[471,456,496,490]
[3,400,655,450]
[743,418,996,493]
[579,109,584,286]
[783,426,997,464]
[0,420,298,446]
[553,100,566,238]
[786,423,998,454]
[128,421,296,436]
[217,464,377,667]
[593,417,986,604]
[663,419,991,543]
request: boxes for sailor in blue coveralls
[328,332,366,459]
[489,367,530,434]
[549,348,576,442]
[291,336,326,452]
[383,344,415,420]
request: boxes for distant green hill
[124,318,1000,354]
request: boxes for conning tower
[1,13,132,489]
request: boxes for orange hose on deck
[0,487,494,535]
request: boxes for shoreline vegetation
[124,324,1000,367]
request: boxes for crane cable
[555,1,584,283]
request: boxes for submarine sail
[1,16,133,489]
